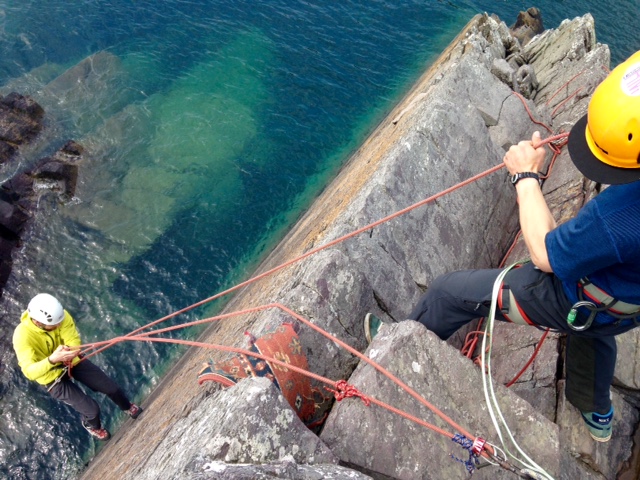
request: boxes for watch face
[511,172,540,187]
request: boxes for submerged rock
[63,28,274,264]
[0,92,44,164]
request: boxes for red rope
[460,84,577,383]
[512,92,553,135]
[121,335,483,448]
[75,132,566,459]
[552,88,583,118]
[82,162,506,361]
[505,329,550,388]
[545,71,584,107]
[79,302,495,458]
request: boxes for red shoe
[82,422,111,441]
[126,403,143,419]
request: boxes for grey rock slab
[615,329,640,390]
[321,321,561,480]
[136,377,338,480]
[525,14,609,112]
[490,323,561,422]
[188,458,373,480]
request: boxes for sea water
[0,1,637,478]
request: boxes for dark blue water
[0,1,637,478]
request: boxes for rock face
[510,7,545,47]
[79,11,639,480]
[321,322,561,479]
[143,377,349,479]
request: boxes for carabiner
[567,301,597,331]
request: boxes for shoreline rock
[0,90,82,298]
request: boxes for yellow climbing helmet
[568,50,640,184]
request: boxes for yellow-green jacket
[12,309,82,385]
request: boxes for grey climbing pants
[47,359,131,428]
[408,263,636,414]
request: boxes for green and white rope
[480,263,555,480]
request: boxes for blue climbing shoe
[581,406,613,442]
[364,313,384,344]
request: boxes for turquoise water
[0,1,637,478]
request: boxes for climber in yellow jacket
[13,293,142,441]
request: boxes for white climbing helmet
[28,293,65,325]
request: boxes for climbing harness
[565,278,640,331]
[579,278,640,315]
[46,366,68,392]
[496,264,535,326]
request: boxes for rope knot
[325,380,370,406]
[450,433,482,474]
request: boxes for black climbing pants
[47,359,131,428]
[408,263,636,414]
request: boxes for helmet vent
[28,294,64,326]
[629,133,634,141]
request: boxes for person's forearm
[23,357,58,381]
[515,178,556,271]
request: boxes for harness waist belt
[45,368,68,391]
[579,279,640,315]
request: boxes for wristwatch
[510,172,542,187]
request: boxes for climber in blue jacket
[369,49,640,443]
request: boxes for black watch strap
[511,172,541,187]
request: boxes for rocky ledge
[73,10,638,480]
